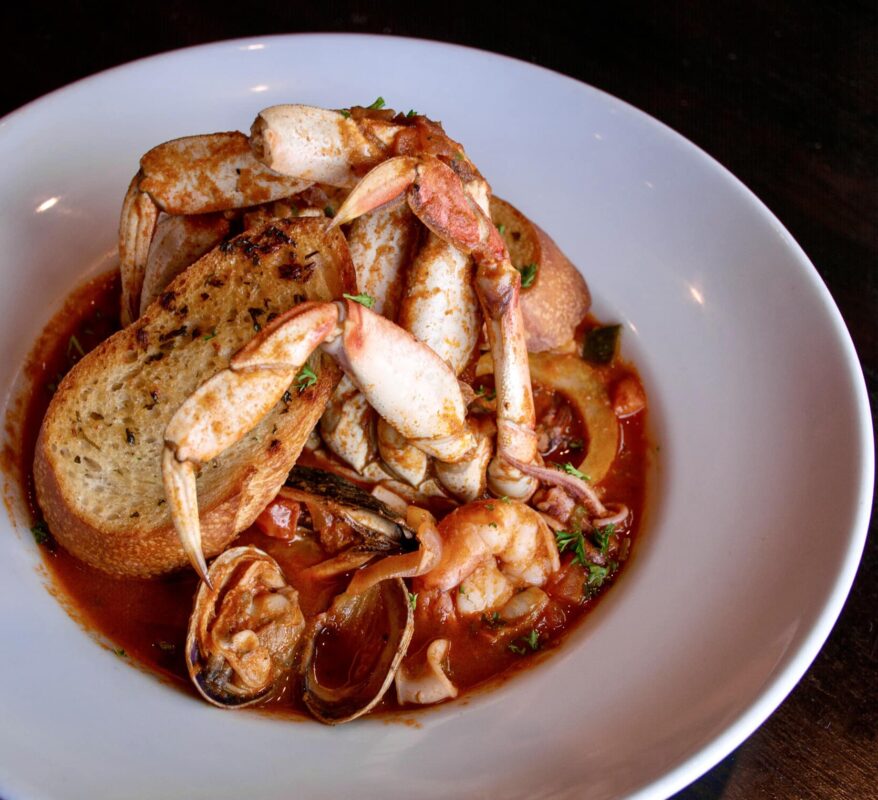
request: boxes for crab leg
[331,155,539,500]
[120,132,310,324]
[163,299,475,582]
[251,107,490,494]
[320,203,421,476]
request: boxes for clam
[186,546,305,708]
[301,577,414,724]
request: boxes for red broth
[10,270,650,717]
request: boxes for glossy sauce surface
[18,271,650,717]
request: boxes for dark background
[4,2,876,797]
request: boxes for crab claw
[329,156,419,228]
[332,153,539,500]
[162,299,476,581]
[162,450,211,586]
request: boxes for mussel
[186,546,305,708]
[283,465,416,552]
[301,577,414,724]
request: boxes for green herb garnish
[30,521,50,545]
[583,324,622,365]
[295,364,318,392]
[367,96,386,110]
[496,223,506,235]
[323,205,335,218]
[406,109,418,117]
[508,630,541,655]
[408,592,418,611]
[555,529,586,566]
[483,611,505,628]
[339,109,351,119]
[593,523,616,555]
[584,563,613,596]
[561,462,590,481]
[202,328,217,341]
[68,334,85,357]
[343,293,375,308]
[113,648,127,658]
[517,263,537,288]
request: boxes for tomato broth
[13,270,650,717]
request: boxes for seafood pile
[40,100,648,723]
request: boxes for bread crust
[490,197,591,351]
[34,217,355,577]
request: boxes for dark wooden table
[5,3,875,797]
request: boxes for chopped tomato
[254,496,301,540]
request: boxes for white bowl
[0,34,872,800]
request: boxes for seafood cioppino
[28,100,649,724]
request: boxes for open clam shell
[186,546,304,708]
[301,577,414,724]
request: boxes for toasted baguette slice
[490,197,591,351]
[35,217,356,577]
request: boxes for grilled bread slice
[34,217,356,577]
[490,197,591,351]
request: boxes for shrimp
[415,499,560,616]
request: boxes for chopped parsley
[406,109,418,117]
[339,109,351,119]
[367,96,386,110]
[475,385,496,401]
[593,523,616,555]
[583,561,618,597]
[343,293,375,309]
[113,647,127,658]
[561,462,590,481]
[202,328,217,341]
[583,324,622,365]
[517,263,538,288]
[496,223,506,235]
[30,521,50,545]
[482,611,505,628]
[323,205,335,218]
[555,529,586,566]
[68,334,85,358]
[295,364,318,392]
[500,495,511,504]
[508,629,541,655]
[408,592,418,611]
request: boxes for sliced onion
[478,351,619,484]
